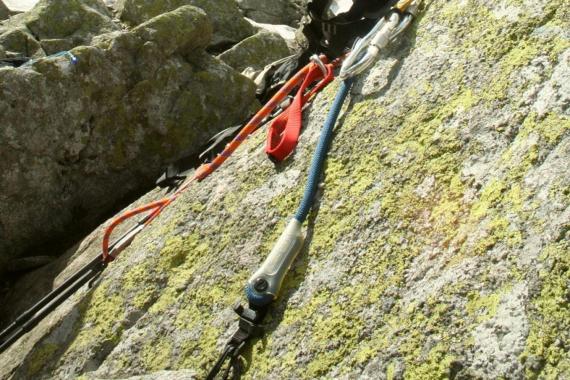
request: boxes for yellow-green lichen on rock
[0,0,568,379]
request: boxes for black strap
[303,0,398,57]
[155,165,187,189]
[207,345,239,380]
[155,123,248,189]
[256,54,303,102]
[199,124,245,162]
[206,304,267,380]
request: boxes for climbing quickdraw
[0,56,340,353]
[340,0,419,79]
[207,1,421,378]
[102,55,341,262]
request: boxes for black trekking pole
[0,216,148,353]
[0,256,105,352]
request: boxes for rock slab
[0,0,569,380]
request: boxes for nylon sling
[265,59,334,162]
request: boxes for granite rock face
[0,0,119,56]
[0,0,569,379]
[217,30,291,73]
[0,5,258,273]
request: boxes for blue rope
[294,78,354,223]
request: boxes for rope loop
[101,199,169,262]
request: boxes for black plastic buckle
[206,304,269,380]
[232,303,266,342]
[155,165,187,188]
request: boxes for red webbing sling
[265,60,334,162]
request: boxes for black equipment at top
[303,0,398,57]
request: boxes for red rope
[101,199,169,262]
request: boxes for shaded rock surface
[0,0,569,379]
[0,4,259,273]
[0,1,10,21]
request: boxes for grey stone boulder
[0,0,119,56]
[0,27,43,58]
[217,30,291,73]
[131,4,212,55]
[117,0,256,49]
[236,0,307,27]
[246,17,300,53]
[24,0,118,42]
[0,5,257,275]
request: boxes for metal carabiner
[391,2,420,42]
[339,1,420,80]
[339,11,401,79]
[310,54,328,77]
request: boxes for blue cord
[246,80,354,308]
[294,78,354,223]
[21,50,78,67]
